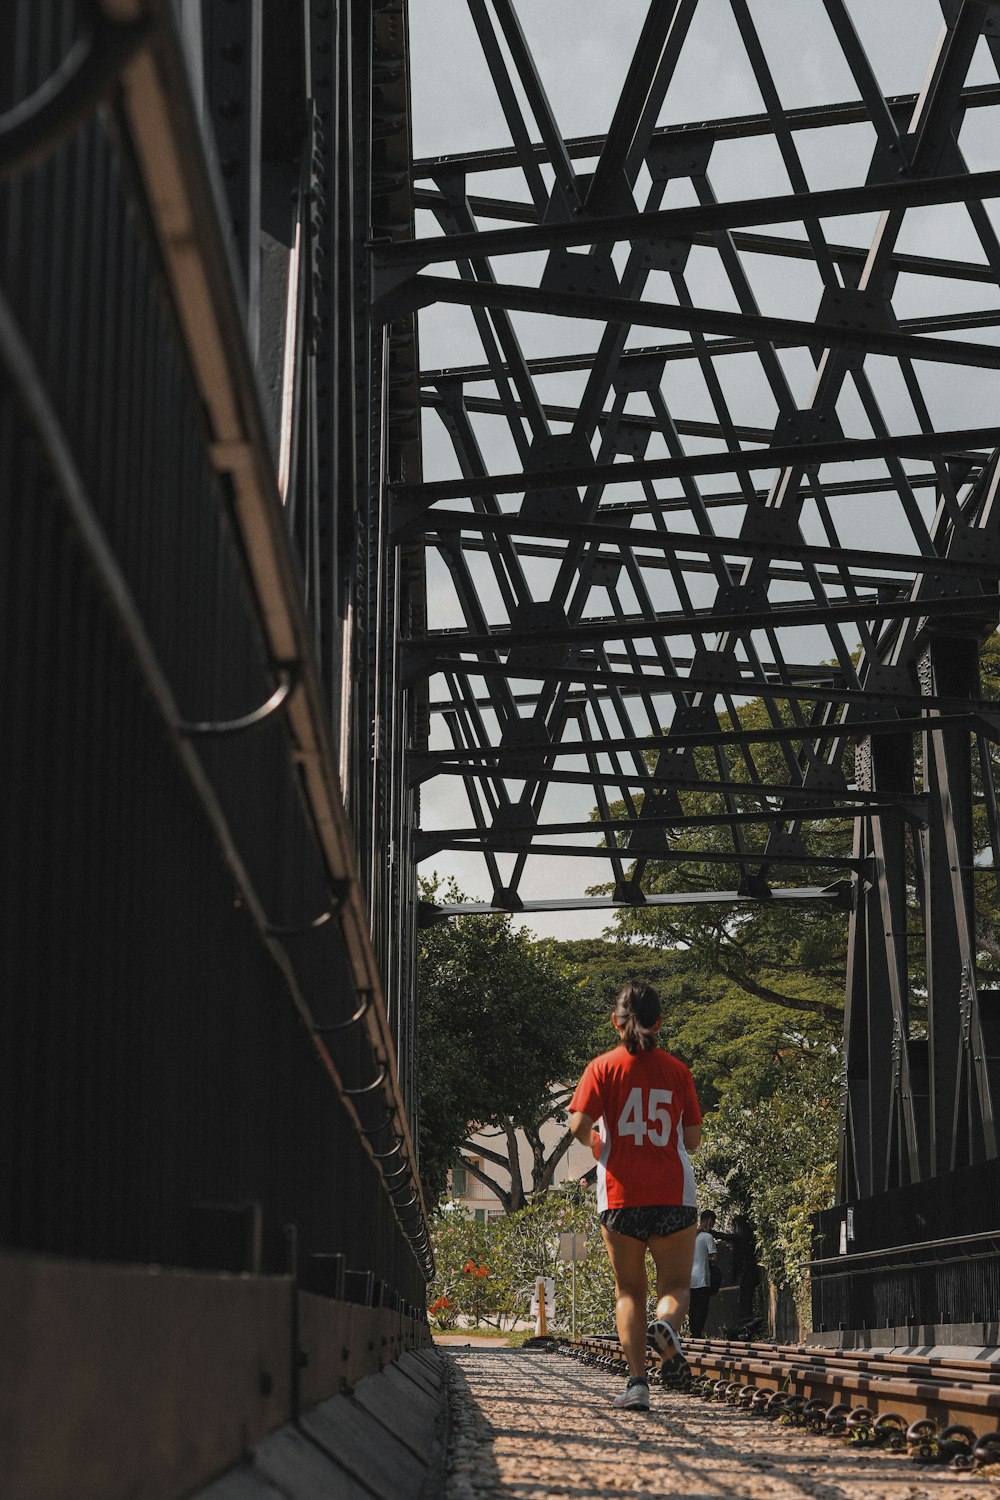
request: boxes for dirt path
[442,1349,994,1499]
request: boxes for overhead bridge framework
[386,1,1000,1341]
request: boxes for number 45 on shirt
[617,1087,673,1146]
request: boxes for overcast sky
[405,2,1000,942]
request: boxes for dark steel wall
[812,1161,1000,1337]
[0,0,428,1307]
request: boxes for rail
[559,1335,1000,1467]
[808,1228,1000,1273]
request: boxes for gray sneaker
[647,1318,683,1360]
[613,1378,650,1410]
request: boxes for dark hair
[614,981,661,1054]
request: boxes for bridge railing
[811,1158,1000,1339]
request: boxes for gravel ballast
[441,1349,994,1499]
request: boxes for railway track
[557,1335,1000,1470]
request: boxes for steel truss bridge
[2,1,1000,1492]
[392,0,1000,1341]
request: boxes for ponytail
[614,981,661,1054]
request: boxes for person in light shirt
[569,981,703,1411]
[688,1209,719,1337]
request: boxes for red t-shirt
[570,1045,702,1211]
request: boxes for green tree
[547,938,835,1113]
[696,1044,840,1319]
[417,878,594,1209]
[966,632,1000,978]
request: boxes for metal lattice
[378,1,1000,1205]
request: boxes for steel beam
[411,593,998,658]
[411,84,1000,177]
[375,168,1000,274]
[426,886,850,917]
[395,423,1000,504]
[399,506,1000,581]
[381,273,1000,376]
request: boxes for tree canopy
[416,878,596,1208]
[416,895,700,1210]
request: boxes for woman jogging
[568,981,702,1411]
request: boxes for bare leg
[600,1224,649,1378]
[648,1225,698,1356]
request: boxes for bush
[695,1046,839,1323]
[428,1186,617,1334]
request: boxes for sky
[404,1,1000,941]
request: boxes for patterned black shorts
[599,1205,698,1241]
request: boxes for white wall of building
[448,1109,594,1220]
